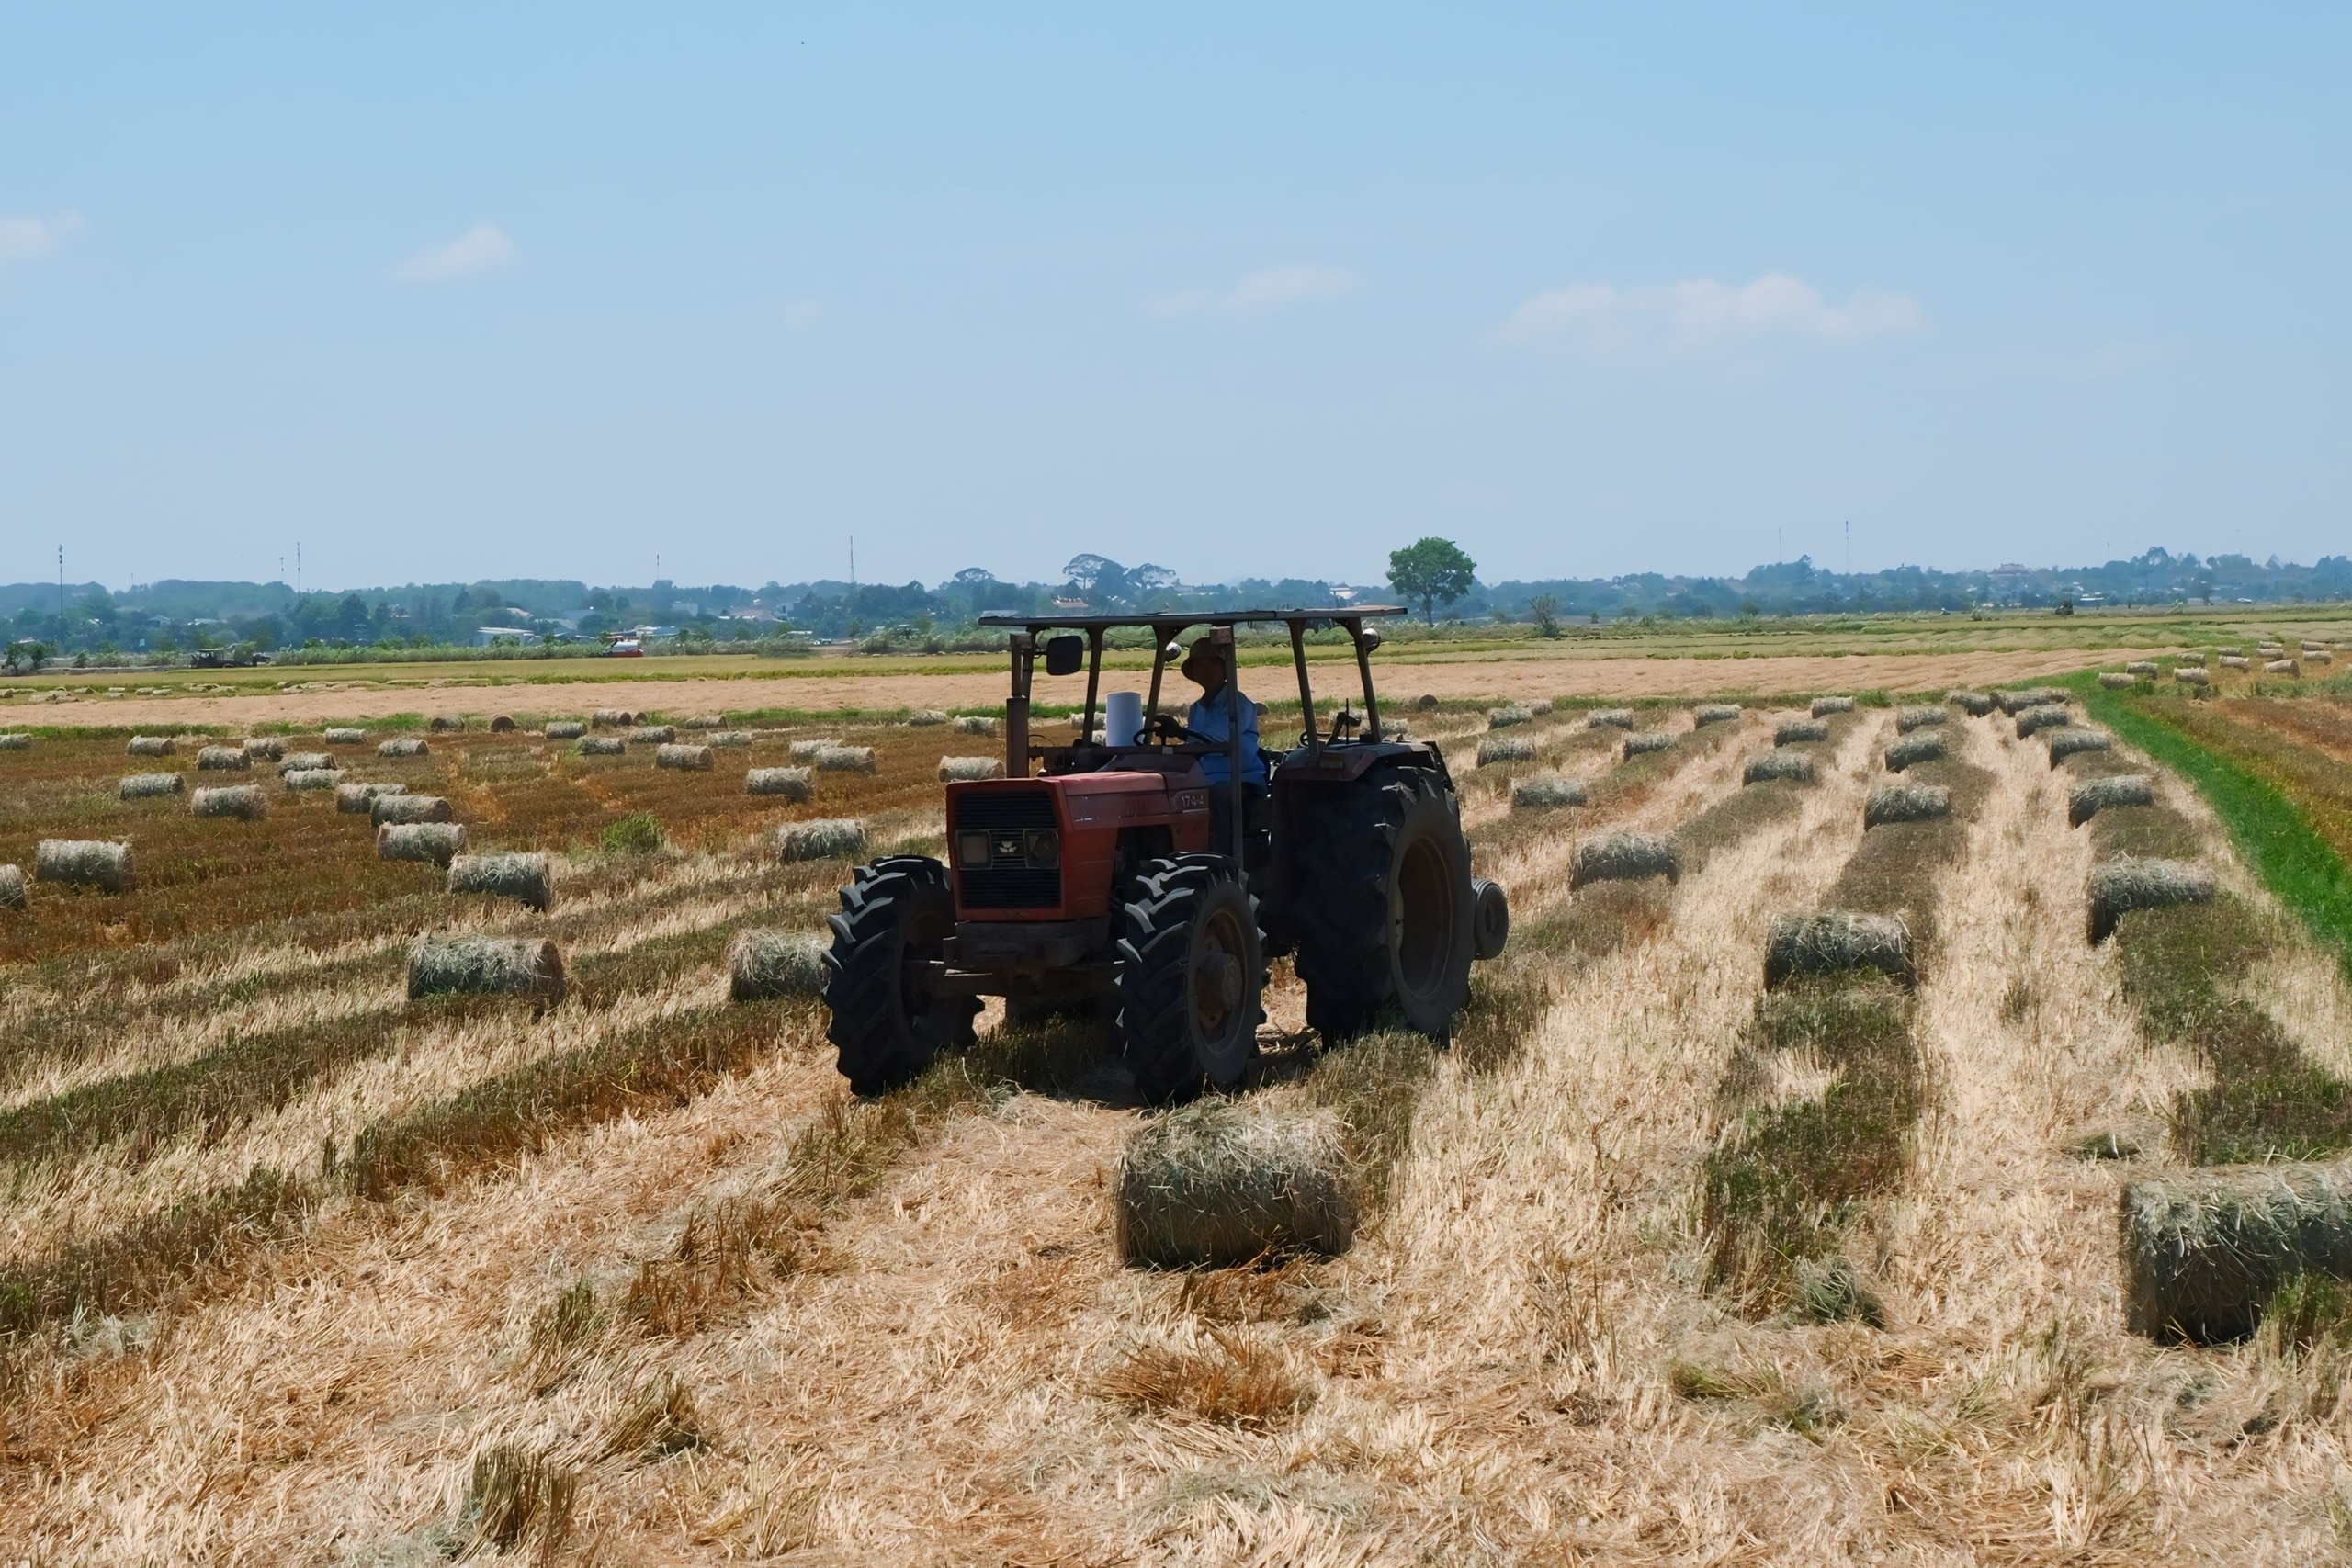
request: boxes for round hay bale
[0,733,30,752]
[324,727,367,745]
[283,767,344,792]
[778,818,866,863]
[746,766,813,800]
[2098,671,2137,690]
[2257,644,2285,658]
[240,737,285,761]
[2068,773,2153,828]
[2124,661,2158,677]
[2045,727,2113,766]
[2220,656,2250,671]
[939,755,1005,782]
[655,743,714,772]
[378,822,468,867]
[377,737,429,759]
[1524,698,1554,715]
[1744,749,1815,785]
[1810,695,1855,717]
[0,864,23,909]
[373,793,455,826]
[447,852,554,912]
[334,781,404,814]
[629,725,677,745]
[1774,718,1829,745]
[1413,694,1440,711]
[407,935,564,1003]
[591,708,632,728]
[1623,730,1673,759]
[127,735,175,757]
[2217,647,2242,657]
[710,730,753,748]
[1894,705,1946,733]
[1999,687,2069,715]
[36,840,134,894]
[813,745,877,774]
[2088,857,2214,943]
[2264,660,2300,677]
[1487,703,1533,729]
[682,714,725,729]
[2176,652,2207,667]
[428,716,464,733]
[488,715,516,734]
[575,736,625,757]
[544,721,586,740]
[1114,1101,1357,1268]
[1476,735,1538,766]
[1587,708,1634,731]
[277,751,334,774]
[727,930,829,1001]
[1570,830,1680,890]
[119,772,184,800]
[192,784,267,821]
[2176,667,2212,686]
[197,745,250,771]
[1511,773,1588,810]
[788,738,840,761]
[1945,691,1996,716]
[1764,911,1915,988]
[907,709,948,727]
[1884,731,1946,773]
[2015,704,2072,739]
[2120,1162,2352,1343]
[953,715,1001,738]
[1694,703,1742,727]
[1865,783,1951,828]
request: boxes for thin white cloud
[392,223,517,284]
[0,211,85,265]
[1497,272,1924,353]
[1147,265,1363,319]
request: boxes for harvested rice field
[6,679,2352,1562]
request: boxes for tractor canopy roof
[977,606,1408,633]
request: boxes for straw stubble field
[3,687,2352,1562]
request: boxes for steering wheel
[1148,712,1206,745]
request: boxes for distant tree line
[4,544,2346,667]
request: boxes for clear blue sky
[3,6,2345,592]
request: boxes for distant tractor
[821,609,1510,1102]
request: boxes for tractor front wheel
[1116,854,1262,1104]
[823,856,979,1095]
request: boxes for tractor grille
[960,867,1063,909]
[952,788,1057,830]
[953,787,1063,909]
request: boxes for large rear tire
[1116,854,1262,1104]
[1294,765,1475,1042]
[823,856,979,1095]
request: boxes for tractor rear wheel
[823,856,979,1095]
[1294,765,1475,1042]
[1116,854,1262,1104]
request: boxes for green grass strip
[2070,673,2352,973]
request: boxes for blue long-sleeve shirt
[1188,689,1268,785]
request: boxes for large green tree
[1386,536,1477,624]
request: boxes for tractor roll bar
[978,606,1407,757]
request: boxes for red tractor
[821,609,1510,1102]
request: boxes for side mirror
[1357,627,1383,652]
[1044,635,1085,677]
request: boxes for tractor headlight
[956,830,990,868]
[1025,829,1061,867]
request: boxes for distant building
[472,626,542,647]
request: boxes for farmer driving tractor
[1177,635,1267,853]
